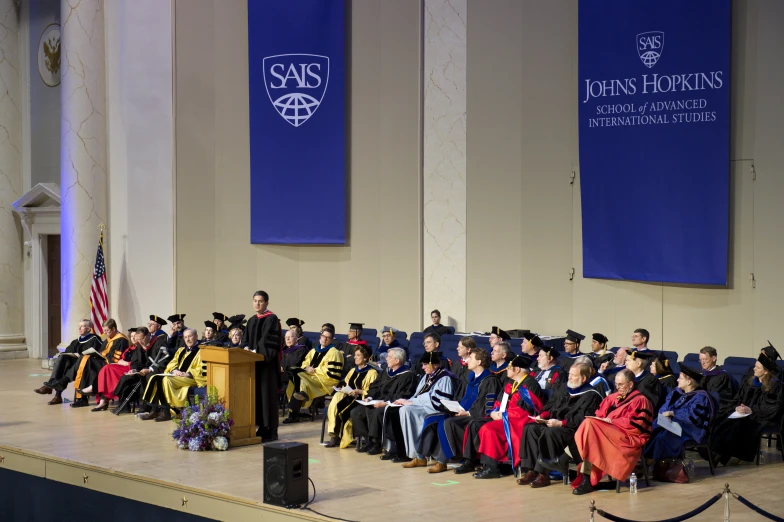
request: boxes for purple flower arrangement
[172,395,234,451]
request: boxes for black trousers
[46,356,78,392]
[519,423,576,472]
[351,404,387,440]
[462,418,491,460]
[383,407,407,458]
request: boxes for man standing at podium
[242,290,282,441]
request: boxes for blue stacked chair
[365,336,380,354]
[682,352,701,369]
[439,334,462,362]
[303,331,321,345]
[408,332,426,360]
[334,333,349,342]
[395,331,408,341]
[723,356,756,385]
[444,326,456,335]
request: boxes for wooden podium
[199,346,266,447]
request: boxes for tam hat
[149,315,168,326]
[521,330,534,340]
[541,345,560,358]
[758,353,778,373]
[204,321,217,331]
[679,364,703,386]
[656,351,671,368]
[286,318,305,328]
[212,312,229,322]
[592,333,608,344]
[127,327,138,334]
[566,330,586,343]
[167,313,186,323]
[491,326,511,341]
[227,314,246,325]
[595,353,615,366]
[511,355,533,369]
[530,336,544,348]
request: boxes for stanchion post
[589,500,596,522]
[723,483,731,522]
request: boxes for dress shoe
[454,461,478,474]
[402,457,427,468]
[428,462,448,474]
[47,396,63,405]
[530,473,552,488]
[139,412,158,421]
[473,467,501,479]
[293,392,306,401]
[367,442,383,455]
[572,477,594,495]
[35,385,53,395]
[76,387,94,396]
[70,397,90,408]
[91,403,109,412]
[356,438,369,453]
[537,453,570,475]
[155,410,172,422]
[517,470,538,485]
[379,452,396,461]
[391,456,412,464]
[325,436,340,448]
[282,415,299,425]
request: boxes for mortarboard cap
[511,355,533,369]
[149,315,168,326]
[286,318,305,328]
[491,326,511,341]
[628,350,655,361]
[227,314,246,325]
[212,312,229,322]
[204,321,217,331]
[530,336,544,348]
[167,313,186,323]
[762,341,780,361]
[592,333,608,344]
[349,322,365,331]
[595,353,615,366]
[679,364,703,385]
[566,329,586,343]
[420,351,442,365]
[758,353,778,373]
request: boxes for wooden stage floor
[1,359,783,522]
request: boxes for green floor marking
[432,480,459,487]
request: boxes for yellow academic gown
[73,332,128,399]
[286,345,343,407]
[143,345,207,408]
[327,366,379,448]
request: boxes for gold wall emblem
[37,24,61,87]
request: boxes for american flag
[90,232,108,335]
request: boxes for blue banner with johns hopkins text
[578,0,730,285]
[248,0,345,244]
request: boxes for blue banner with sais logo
[578,0,730,285]
[248,0,345,244]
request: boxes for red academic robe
[476,377,544,467]
[575,389,653,486]
[97,344,144,400]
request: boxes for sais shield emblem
[263,54,330,127]
[636,31,664,68]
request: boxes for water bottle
[629,472,637,494]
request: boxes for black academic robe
[297,335,313,349]
[215,329,229,344]
[112,344,169,405]
[462,374,545,461]
[242,311,282,439]
[350,365,417,439]
[519,383,603,471]
[634,371,665,413]
[657,374,677,392]
[149,331,168,354]
[281,344,309,387]
[428,370,503,460]
[424,324,450,337]
[166,331,186,357]
[702,367,738,410]
[558,352,584,372]
[452,359,470,399]
[531,365,566,399]
[67,335,130,394]
[711,377,784,462]
[44,334,102,389]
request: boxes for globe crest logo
[636,31,664,68]
[263,54,330,127]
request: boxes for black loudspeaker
[263,442,309,507]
